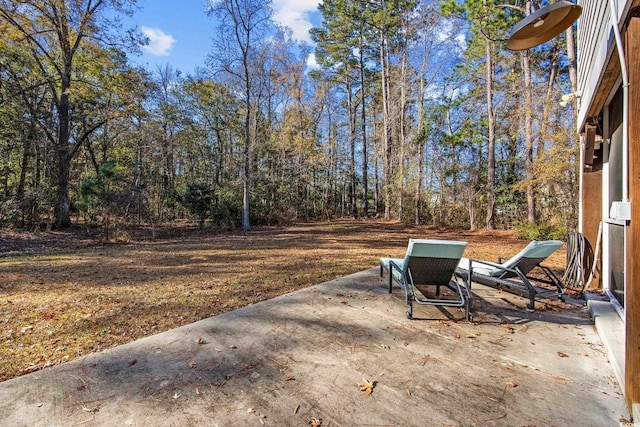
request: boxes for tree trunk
[242,52,251,231]
[54,68,72,229]
[523,49,535,224]
[398,45,408,222]
[16,124,34,202]
[346,77,357,218]
[566,24,578,101]
[468,187,477,231]
[539,43,559,159]
[374,114,380,216]
[415,140,424,225]
[380,30,392,220]
[485,41,496,230]
[359,36,369,218]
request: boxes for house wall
[577,0,611,129]
[577,0,640,416]
[625,11,640,417]
[581,170,602,288]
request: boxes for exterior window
[608,223,625,307]
[606,87,625,308]
[608,125,623,206]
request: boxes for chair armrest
[387,260,409,294]
[388,260,404,275]
[468,258,518,276]
[468,258,533,287]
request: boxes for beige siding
[577,0,612,129]
[577,0,634,130]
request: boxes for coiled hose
[562,228,598,294]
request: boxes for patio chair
[456,240,564,309]
[380,239,472,321]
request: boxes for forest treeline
[0,0,577,238]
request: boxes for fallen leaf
[309,417,322,427]
[557,352,569,358]
[501,325,515,334]
[81,403,99,413]
[418,355,431,366]
[284,375,295,381]
[21,361,52,375]
[358,379,377,395]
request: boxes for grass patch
[0,219,565,381]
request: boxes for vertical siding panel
[624,10,640,414]
[577,0,612,127]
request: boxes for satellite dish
[506,1,582,51]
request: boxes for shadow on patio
[0,268,629,426]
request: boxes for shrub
[182,182,212,226]
[515,221,568,241]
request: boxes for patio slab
[0,268,630,426]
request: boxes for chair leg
[522,281,535,309]
[541,266,565,301]
[514,267,536,309]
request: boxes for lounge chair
[456,240,564,309]
[380,239,472,321]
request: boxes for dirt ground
[0,220,568,383]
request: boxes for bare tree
[207,0,272,231]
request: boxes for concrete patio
[0,268,630,426]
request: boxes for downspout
[607,0,629,317]
[609,0,629,203]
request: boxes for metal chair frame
[382,255,473,321]
[462,258,564,310]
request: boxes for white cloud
[436,20,454,42]
[437,20,467,52]
[141,26,177,56]
[455,33,467,51]
[271,0,320,43]
[306,53,320,69]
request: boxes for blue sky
[127,0,321,75]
